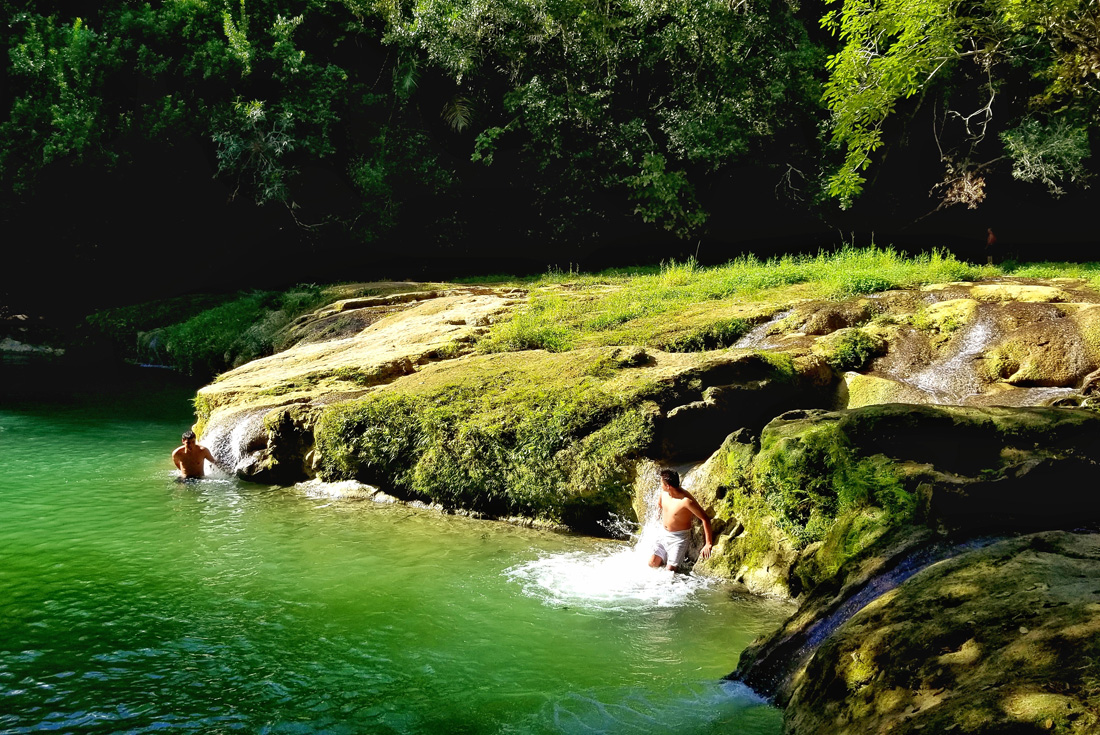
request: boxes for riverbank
[19,247,1100,733]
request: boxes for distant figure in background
[986,227,997,265]
[648,468,714,572]
[172,430,219,479]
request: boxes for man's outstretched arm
[689,499,714,560]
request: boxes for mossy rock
[785,532,1100,735]
[709,403,1100,600]
[969,283,1072,303]
[789,300,874,336]
[1069,303,1100,365]
[812,328,887,372]
[840,373,928,409]
[688,430,802,597]
[310,347,836,529]
[908,298,978,347]
[981,319,1094,387]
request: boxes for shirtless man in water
[172,431,219,478]
[648,468,714,572]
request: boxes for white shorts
[653,528,691,568]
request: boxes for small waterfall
[734,310,793,350]
[199,408,269,475]
[904,306,1000,404]
[503,463,712,611]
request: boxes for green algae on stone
[908,298,978,347]
[751,412,914,546]
[313,358,657,527]
[688,431,801,596]
[697,403,1100,598]
[841,373,927,409]
[785,532,1100,735]
[812,328,887,372]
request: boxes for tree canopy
[821,0,1098,207]
[0,0,1097,305]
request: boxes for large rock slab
[724,404,1100,716]
[196,289,520,479]
[785,531,1100,735]
[193,285,839,525]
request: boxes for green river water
[0,358,785,734]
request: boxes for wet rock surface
[784,532,1100,735]
[724,403,1100,733]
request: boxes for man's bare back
[172,431,217,478]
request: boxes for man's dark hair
[660,468,680,489]
[182,430,196,442]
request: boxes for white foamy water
[504,545,713,612]
[506,464,713,612]
[199,408,269,473]
[905,310,997,403]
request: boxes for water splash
[200,409,268,474]
[504,546,713,612]
[505,464,713,612]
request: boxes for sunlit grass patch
[479,247,984,354]
[1001,260,1100,291]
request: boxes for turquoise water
[0,358,785,734]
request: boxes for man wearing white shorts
[652,528,691,569]
[648,468,714,572]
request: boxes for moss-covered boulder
[980,304,1094,387]
[787,300,873,336]
[308,347,835,530]
[723,403,1100,719]
[840,373,928,409]
[687,402,1100,599]
[195,289,520,479]
[194,286,838,528]
[784,531,1100,735]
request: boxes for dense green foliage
[0,0,822,248]
[1,0,1095,283]
[821,0,1099,206]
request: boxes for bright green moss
[314,376,654,526]
[819,328,887,372]
[193,393,214,437]
[659,318,752,352]
[752,420,914,548]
